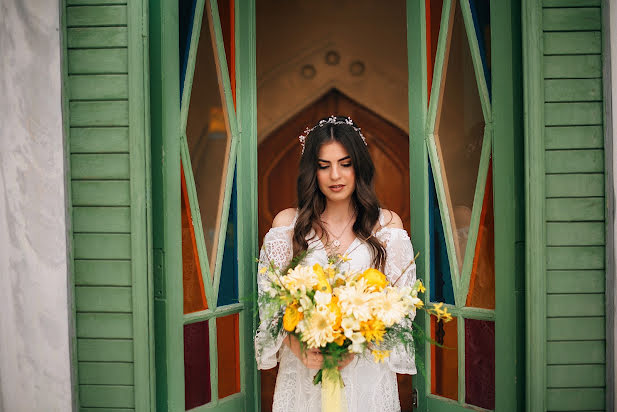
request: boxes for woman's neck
[321,199,354,222]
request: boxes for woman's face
[316,140,356,203]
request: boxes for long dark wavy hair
[292,115,387,270]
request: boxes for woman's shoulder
[378,209,404,230]
[272,207,297,228]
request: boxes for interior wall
[256,0,408,141]
[0,1,73,411]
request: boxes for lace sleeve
[254,226,294,370]
[378,227,418,375]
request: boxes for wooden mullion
[441,304,495,321]
[427,137,462,305]
[209,316,219,403]
[458,316,465,404]
[180,0,206,133]
[183,302,244,325]
[180,134,215,307]
[458,126,493,305]
[426,0,453,136]
[460,0,492,123]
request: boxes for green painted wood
[72,181,130,206]
[547,270,605,293]
[547,340,605,364]
[545,173,605,197]
[545,126,604,149]
[68,27,128,48]
[69,75,128,100]
[547,316,605,340]
[81,408,134,412]
[179,0,205,132]
[425,396,472,412]
[546,197,604,221]
[78,362,134,385]
[76,286,132,312]
[191,393,245,412]
[70,127,129,153]
[546,388,605,411]
[544,79,602,103]
[75,260,131,286]
[547,293,605,317]
[79,385,135,408]
[544,55,602,79]
[68,0,126,5]
[67,5,127,27]
[542,8,601,31]
[543,0,600,6]
[70,154,130,179]
[523,1,547,410]
[547,364,605,387]
[76,313,133,338]
[183,303,244,325]
[73,233,131,259]
[544,102,603,126]
[547,246,605,270]
[546,222,605,246]
[68,49,128,74]
[77,338,133,362]
[543,31,601,55]
[70,101,129,127]
[73,207,130,233]
[545,148,604,174]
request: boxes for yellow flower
[333,331,346,346]
[338,254,351,263]
[416,280,426,293]
[313,263,332,293]
[259,266,267,274]
[360,268,388,291]
[328,295,342,329]
[371,349,391,363]
[283,302,303,332]
[360,318,386,343]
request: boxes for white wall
[0,1,74,411]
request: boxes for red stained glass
[431,316,458,400]
[426,0,443,102]
[465,319,495,409]
[216,0,235,105]
[217,313,241,399]
[184,321,212,409]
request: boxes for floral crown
[298,115,367,154]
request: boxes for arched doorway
[257,88,413,411]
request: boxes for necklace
[322,213,355,250]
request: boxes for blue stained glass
[218,168,238,306]
[179,0,197,99]
[469,0,491,96]
[429,165,455,305]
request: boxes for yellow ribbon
[321,368,347,412]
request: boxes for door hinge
[412,388,418,409]
[154,248,165,299]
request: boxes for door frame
[408,0,524,410]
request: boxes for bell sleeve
[254,226,294,370]
[381,227,418,375]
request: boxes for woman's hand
[337,352,355,370]
[284,335,323,369]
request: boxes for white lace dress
[255,211,417,412]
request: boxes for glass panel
[182,165,208,314]
[426,0,443,102]
[469,0,491,93]
[216,313,241,399]
[186,1,233,276]
[467,161,494,309]
[431,316,458,400]
[465,319,495,409]
[434,0,485,273]
[217,0,235,103]
[429,165,455,305]
[218,170,238,306]
[184,321,212,409]
[179,0,198,97]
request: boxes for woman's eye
[342,163,352,168]
[318,164,329,170]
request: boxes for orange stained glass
[217,0,235,106]
[216,313,241,399]
[426,0,443,103]
[466,160,495,309]
[434,0,485,274]
[431,316,458,401]
[182,164,208,314]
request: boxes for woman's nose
[330,165,340,179]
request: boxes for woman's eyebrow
[318,156,351,163]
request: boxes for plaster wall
[0,1,73,410]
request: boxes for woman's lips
[329,184,345,192]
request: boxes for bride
[255,116,417,411]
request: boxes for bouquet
[256,253,451,412]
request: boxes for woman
[255,116,417,411]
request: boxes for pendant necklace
[323,213,355,251]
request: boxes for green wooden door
[150,0,257,410]
[407,1,523,411]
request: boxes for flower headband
[298,115,367,154]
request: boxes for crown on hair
[298,115,367,154]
